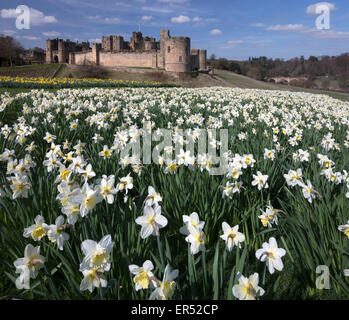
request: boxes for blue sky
[0,0,348,60]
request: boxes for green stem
[157,234,165,271]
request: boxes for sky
[0,0,348,60]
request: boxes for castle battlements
[46,29,207,73]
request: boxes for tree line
[208,53,349,89]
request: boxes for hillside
[1,63,349,102]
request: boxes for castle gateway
[46,29,207,73]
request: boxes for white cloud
[250,23,265,27]
[86,15,101,20]
[0,29,17,36]
[142,6,173,13]
[210,29,222,35]
[42,31,61,37]
[307,29,349,40]
[1,7,57,25]
[266,22,349,40]
[22,36,41,40]
[192,17,202,22]
[267,24,306,31]
[141,15,153,21]
[104,17,122,24]
[227,40,243,44]
[306,2,336,15]
[171,15,190,23]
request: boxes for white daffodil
[255,237,286,274]
[258,202,281,228]
[232,273,265,300]
[145,186,162,207]
[43,132,56,143]
[299,180,319,203]
[338,221,349,238]
[149,264,178,300]
[96,175,117,204]
[78,163,96,181]
[220,222,245,251]
[8,173,31,199]
[70,182,102,217]
[23,215,49,241]
[185,224,205,255]
[252,171,269,190]
[80,268,108,293]
[116,173,133,194]
[135,205,168,239]
[13,244,45,290]
[79,234,114,272]
[179,212,205,236]
[264,148,275,161]
[99,145,112,159]
[283,168,303,187]
[47,215,70,251]
[128,260,157,291]
[61,203,80,225]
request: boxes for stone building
[46,29,207,73]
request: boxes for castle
[46,29,207,73]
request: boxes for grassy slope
[0,64,60,79]
[214,69,349,102]
[1,64,349,102]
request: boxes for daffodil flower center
[31,225,46,239]
[134,271,150,289]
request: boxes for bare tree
[0,36,24,67]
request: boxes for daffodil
[255,237,286,274]
[185,224,205,255]
[47,215,70,251]
[338,221,349,238]
[79,234,114,272]
[220,222,245,251]
[80,268,108,293]
[144,186,162,207]
[149,264,178,300]
[252,171,269,190]
[23,215,49,241]
[135,204,168,239]
[179,212,205,236]
[96,175,117,204]
[232,273,265,300]
[116,173,134,194]
[128,260,156,291]
[13,244,45,290]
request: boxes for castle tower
[160,29,170,68]
[57,39,66,63]
[102,36,112,52]
[112,36,124,51]
[164,36,191,72]
[199,49,207,71]
[92,43,100,65]
[46,39,53,63]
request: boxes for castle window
[168,46,171,53]
[179,56,182,62]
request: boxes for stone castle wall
[46,29,207,73]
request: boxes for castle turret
[92,43,100,65]
[159,29,170,68]
[199,49,207,71]
[164,36,190,72]
[57,39,66,63]
[46,39,53,63]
